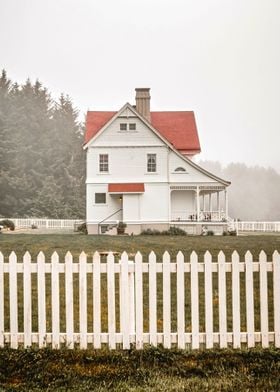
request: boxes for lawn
[1,233,280,260]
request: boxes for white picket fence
[235,221,280,232]
[4,218,83,229]
[0,250,279,350]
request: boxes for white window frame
[147,153,157,173]
[99,154,109,173]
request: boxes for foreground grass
[0,347,279,391]
[0,233,280,260]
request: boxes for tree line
[199,161,280,221]
[0,70,85,219]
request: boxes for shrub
[141,227,187,236]
[77,222,88,234]
[207,230,214,236]
[223,231,228,236]
[0,219,15,231]
[229,229,237,236]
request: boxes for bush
[223,231,228,236]
[207,230,214,236]
[229,229,237,236]
[0,219,15,231]
[141,227,187,236]
[76,222,88,234]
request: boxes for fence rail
[0,250,279,350]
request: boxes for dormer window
[174,167,186,172]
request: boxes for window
[99,154,108,172]
[147,154,157,172]
[174,167,186,172]
[95,193,106,204]
[129,123,136,130]
[120,123,127,131]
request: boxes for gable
[85,109,201,152]
[87,106,166,147]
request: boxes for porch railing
[171,211,227,222]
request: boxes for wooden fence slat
[93,252,101,349]
[0,253,4,347]
[37,252,46,348]
[191,251,199,349]
[204,251,213,348]
[149,251,157,346]
[273,251,280,347]
[79,252,87,349]
[245,251,255,347]
[107,252,116,349]
[51,252,60,349]
[23,252,32,348]
[65,252,74,349]
[259,251,269,348]
[163,251,171,348]
[9,252,18,349]
[176,252,185,349]
[218,251,227,348]
[232,251,241,348]
[135,252,143,349]
[120,252,130,349]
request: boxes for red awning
[108,183,145,193]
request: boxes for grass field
[0,233,280,391]
[1,233,280,260]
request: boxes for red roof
[108,183,145,193]
[85,110,200,153]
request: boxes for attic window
[129,123,136,130]
[174,167,186,172]
[120,123,127,131]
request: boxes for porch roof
[108,183,145,193]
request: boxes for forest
[0,70,279,221]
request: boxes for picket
[149,251,157,346]
[176,252,185,349]
[191,251,199,349]
[273,251,280,347]
[65,252,74,349]
[93,251,101,349]
[245,251,255,348]
[23,252,32,348]
[218,251,227,348]
[0,249,279,350]
[37,252,46,348]
[0,252,4,347]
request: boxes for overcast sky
[1,0,280,171]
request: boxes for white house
[84,88,230,235]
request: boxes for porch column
[202,194,205,212]
[209,193,212,213]
[224,189,228,220]
[217,192,221,220]
[196,187,200,221]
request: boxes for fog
[1,0,280,172]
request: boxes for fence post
[65,252,74,349]
[218,251,227,348]
[191,251,199,349]
[9,252,18,349]
[120,252,129,349]
[259,251,269,347]
[93,252,101,349]
[245,251,255,347]
[37,252,46,348]
[232,251,241,348]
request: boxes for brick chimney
[135,88,151,122]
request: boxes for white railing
[3,218,83,229]
[171,211,226,222]
[0,250,279,350]
[235,221,280,232]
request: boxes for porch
[170,185,229,223]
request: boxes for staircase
[98,208,123,235]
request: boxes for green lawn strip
[0,347,279,391]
